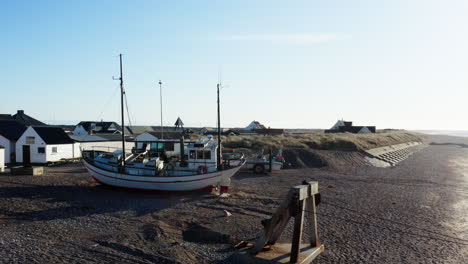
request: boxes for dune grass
[221,131,423,152]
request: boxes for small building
[0,120,27,164]
[73,121,132,135]
[325,120,376,134]
[244,121,267,131]
[16,126,79,164]
[222,129,241,136]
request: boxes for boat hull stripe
[86,165,222,184]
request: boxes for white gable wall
[135,132,158,148]
[16,127,47,163]
[0,148,4,172]
[358,127,372,134]
[330,120,345,130]
[45,144,76,162]
[0,135,12,163]
[16,127,77,164]
[73,125,88,135]
[135,132,158,142]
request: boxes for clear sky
[2,0,468,130]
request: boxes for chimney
[17,110,24,116]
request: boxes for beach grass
[221,130,423,152]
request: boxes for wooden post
[290,185,308,263]
[307,193,319,247]
[248,182,323,263]
[269,148,273,173]
[252,190,294,253]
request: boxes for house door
[22,145,31,165]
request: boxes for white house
[244,121,267,131]
[16,126,79,164]
[0,120,27,164]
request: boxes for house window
[52,147,58,154]
[26,137,35,144]
[38,147,45,154]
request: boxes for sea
[415,130,468,138]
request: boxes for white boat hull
[83,159,243,191]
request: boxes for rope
[123,91,134,130]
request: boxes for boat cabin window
[197,150,204,159]
[150,143,164,152]
[189,150,212,160]
[164,142,174,151]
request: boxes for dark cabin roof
[33,126,75,144]
[12,110,46,126]
[0,120,27,141]
[147,131,183,140]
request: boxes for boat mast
[119,54,126,168]
[159,80,163,139]
[217,83,222,169]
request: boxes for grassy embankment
[222,130,423,153]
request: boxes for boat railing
[82,146,133,153]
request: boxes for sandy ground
[0,135,467,263]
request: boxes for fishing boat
[81,55,244,191]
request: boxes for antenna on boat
[159,80,163,139]
[113,54,126,168]
[217,83,222,170]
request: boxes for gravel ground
[0,135,467,263]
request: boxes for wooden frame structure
[236,181,324,264]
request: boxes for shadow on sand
[0,182,211,221]
[430,142,468,148]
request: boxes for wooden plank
[290,199,306,263]
[306,181,319,195]
[292,185,309,201]
[268,206,292,245]
[252,190,294,253]
[307,194,319,247]
[234,243,324,264]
